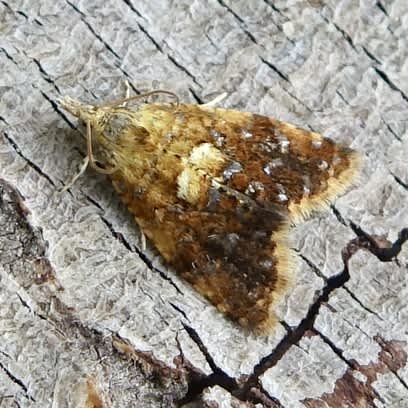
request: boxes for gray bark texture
[1,1,408,407]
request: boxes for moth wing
[135,187,293,331]
[105,103,359,331]
[111,103,359,225]
[195,105,360,223]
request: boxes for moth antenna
[101,89,180,108]
[86,120,118,175]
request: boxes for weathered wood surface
[1,1,408,407]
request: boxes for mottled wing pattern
[145,189,290,330]
[98,103,358,331]
[197,105,359,223]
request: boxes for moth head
[59,97,126,140]
[59,96,100,124]
[59,96,119,175]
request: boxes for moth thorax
[101,111,132,142]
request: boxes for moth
[59,90,359,332]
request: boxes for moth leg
[140,230,147,251]
[201,92,228,107]
[57,156,90,194]
[120,80,131,107]
[86,120,118,175]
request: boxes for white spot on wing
[312,139,322,148]
[276,183,288,202]
[318,160,328,170]
[279,139,290,153]
[260,142,277,153]
[223,161,243,180]
[210,129,225,147]
[275,134,290,153]
[263,158,284,175]
[187,142,226,171]
[302,175,311,197]
[245,181,265,195]
[259,257,273,269]
[177,143,226,205]
[241,129,252,139]
[177,168,202,204]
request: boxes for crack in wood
[0,360,35,402]
[169,302,189,321]
[2,131,56,186]
[64,0,136,84]
[282,85,313,112]
[0,115,9,126]
[343,286,383,320]
[97,212,183,295]
[318,12,357,53]
[381,117,402,141]
[31,57,62,94]
[375,336,408,391]
[374,67,408,104]
[392,173,408,191]
[330,204,348,226]
[165,50,202,87]
[225,224,408,404]
[299,246,384,321]
[303,336,407,407]
[1,0,43,26]
[262,0,283,16]
[297,252,326,280]
[260,0,295,46]
[336,89,351,106]
[0,47,18,65]
[136,22,164,53]
[362,45,382,66]
[215,0,258,45]
[65,0,121,60]
[313,327,360,368]
[332,22,357,51]
[376,1,389,17]
[348,222,408,263]
[121,0,143,19]
[38,89,75,128]
[260,57,290,83]
[188,88,204,104]
[179,323,282,407]
[112,333,202,391]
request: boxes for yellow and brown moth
[59,91,359,332]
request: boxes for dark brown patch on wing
[168,193,289,329]
[132,184,290,330]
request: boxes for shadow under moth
[59,90,359,332]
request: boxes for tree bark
[1,1,407,406]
